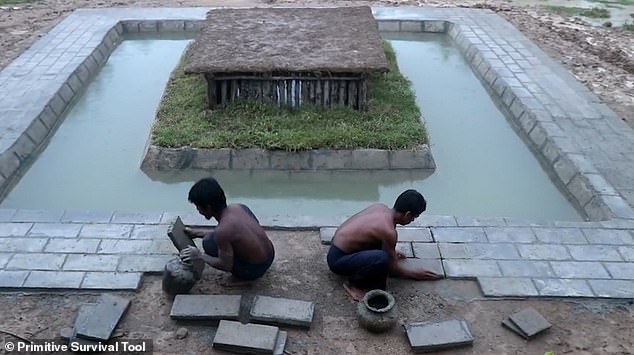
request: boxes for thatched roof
[184,7,388,75]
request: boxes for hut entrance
[185,7,388,111]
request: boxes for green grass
[588,0,634,6]
[580,7,611,17]
[624,20,634,30]
[151,42,427,151]
[545,5,611,18]
[0,0,35,5]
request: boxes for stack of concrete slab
[405,319,474,352]
[169,294,242,321]
[249,295,315,328]
[213,320,287,355]
[502,307,551,339]
[62,294,130,345]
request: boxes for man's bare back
[332,204,396,253]
[215,204,274,264]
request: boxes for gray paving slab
[273,330,287,355]
[603,262,634,280]
[439,243,519,259]
[111,211,163,224]
[319,227,336,245]
[23,270,85,288]
[478,277,539,296]
[497,260,555,278]
[0,253,12,268]
[97,239,153,254]
[485,227,536,243]
[405,319,474,352]
[0,209,16,222]
[416,215,457,227]
[432,227,487,243]
[517,244,571,260]
[619,246,634,261]
[532,278,595,297]
[117,255,172,273]
[167,216,195,251]
[63,254,119,271]
[397,228,433,242]
[0,222,33,236]
[588,279,634,298]
[249,295,315,328]
[131,224,170,239]
[80,272,142,290]
[7,253,66,270]
[0,238,48,252]
[61,211,113,223]
[443,260,502,278]
[455,216,506,227]
[502,318,527,338]
[568,245,622,261]
[75,294,130,342]
[0,270,29,287]
[12,209,64,223]
[170,294,242,320]
[508,307,551,338]
[533,228,587,244]
[80,224,132,239]
[582,229,634,245]
[45,238,100,253]
[411,243,439,259]
[213,320,279,355]
[550,261,610,279]
[396,242,413,258]
[29,223,81,238]
[399,258,444,277]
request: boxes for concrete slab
[405,319,474,352]
[249,295,315,328]
[167,216,195,251]
[213,320,279,354]
[509,307,551,338]
[71,304,102,347]
[320,227,336,245]
[170,294,241,321]
[397,228,433,242]
[396,242,413,258]
[273,330,287,355]
[75,294,130,341]
[501,318,526,338]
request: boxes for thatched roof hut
[185,6,388,75]
[185,7,388,110]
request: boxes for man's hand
[409,268,441,280]
[180,246,202,263]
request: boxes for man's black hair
[393,189,426,215]
[188,177,227,212]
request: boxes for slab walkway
[0,210,632,298]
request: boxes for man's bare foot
[219,275,254,288]
[343,281,365,302]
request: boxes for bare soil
[1,1,633,354]
[1,231,634,354]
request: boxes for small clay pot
[162,257,199,295]
[357,289,398,333]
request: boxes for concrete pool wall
[0,7,633,222]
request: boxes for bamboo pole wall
[204,73,369,111]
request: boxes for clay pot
[162,256,200,295]
[357,289,398,333]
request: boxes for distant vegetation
[545,5,611,18]
[0,0,35,5]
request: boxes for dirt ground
[1,231,633,355]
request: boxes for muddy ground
[1,231,633,355]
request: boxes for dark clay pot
[357,289,398,333]
[162,257,200,295]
